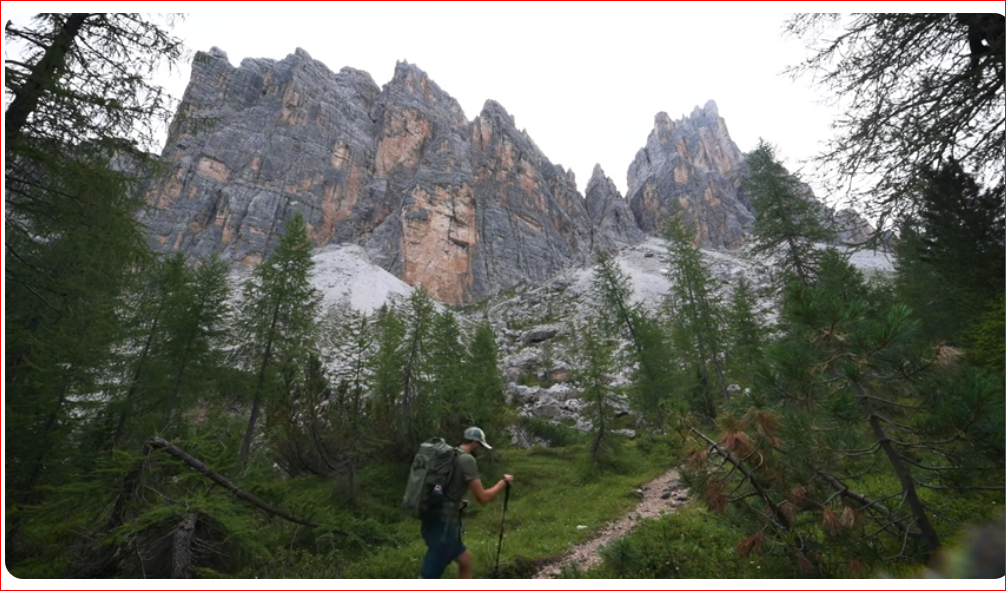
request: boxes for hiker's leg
[420,521,451,579]
[456,549,473,579]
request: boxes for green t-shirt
[436,450,478,523]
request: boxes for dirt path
[532,468,689,579]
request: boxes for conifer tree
[398,287,437,448]
[893,160,1005,344]
[158,254,232,435]
[465,320,507,438]
[591,251,680,429]
[5,12,184,505]
[663,218,729,416]
[428,309,467,436]
[235,213,320,470]
[321,303,376,500]
[573,319,621,467]
[723,276,767,388]
[692,251,1004,568]
[786,13,1004,228]
[370,304,406,450]
[744,140,835,289]
[6,152,149,503]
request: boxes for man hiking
[419,426,514,579]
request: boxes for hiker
[419,426,514,579]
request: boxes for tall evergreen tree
[235,213,320,470]
[5,12,185,506]
[369,303,406,452]
[427,309,467,436]
[663,218,729,416]
[5,155,149,502]
[573,319,621,467]
[894,160,1005,344]
[723,276,767,386]
[321,303,376,500]
[158,254,232,435]
[744,140,835,289]
[397,287,437,449]
[591,251,680,430]
[465,320,507,438]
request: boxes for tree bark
[171,512,198,579]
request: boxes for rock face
[585,164,644,250]
[626,101,754,248]
[142,48,644,304]
[144,47,385,268]
[143,49,871,305]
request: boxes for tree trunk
[115,316,161,449]
[857,383,941,555]
[238,302,280,470]
[146,437,321,527]
[171,513,198,579]
[162,344,192,434]
[5,13,91,147]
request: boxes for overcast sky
[162,3,840,197]
[5,2,1000,204]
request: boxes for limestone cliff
[142,49,642,304]
[626,100,753,248]
[142,49,871,305]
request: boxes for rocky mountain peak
[141,50,867,306]
[627,101,751,247]
[142,49,644,305]
[585,164,617,217]
[695,98,719,117]
[585,164,643,249]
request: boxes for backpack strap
[442,447,463,504]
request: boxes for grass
[339,441,672,578]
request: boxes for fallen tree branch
[688,423,791,530]
[816,469,910,535]
[145,436,320,528]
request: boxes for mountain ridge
[141,47,872,305]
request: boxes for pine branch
[689,423,792,530]
[912,480,1004,492]
[816,469,908,533]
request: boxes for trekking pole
[492,480,511,576]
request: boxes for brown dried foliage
[705,481,728,512]
[789,486,808,509]
[736,531,765,558]
[822,507,843,537]
[687,448,709,469]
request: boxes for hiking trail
[531,468,688,579]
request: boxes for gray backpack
[401,438,459,518]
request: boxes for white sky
[5,2,1000,203]
[167,3,839,197]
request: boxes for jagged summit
[142,48,867,305]
[143,48,644,305]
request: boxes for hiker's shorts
[420,519,466,578]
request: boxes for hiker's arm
[468,474,514,505]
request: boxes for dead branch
[144,436,320,528]
[688,423,792,530]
